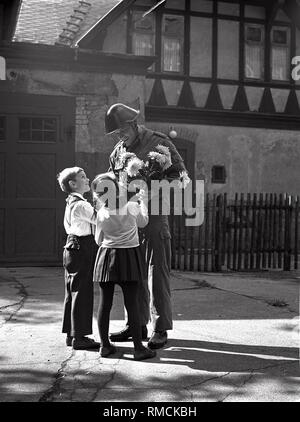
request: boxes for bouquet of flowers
[116,144,172,186]
[114,144,191,201]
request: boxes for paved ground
[0,266,299,402]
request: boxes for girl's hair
[57,166,84,193]
[91,172,118,193]
[91,172,120,208]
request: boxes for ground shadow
[115,338,299,373]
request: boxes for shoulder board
[153,131,168,139]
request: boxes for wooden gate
[170,193,299,272]
[0,93,75,265]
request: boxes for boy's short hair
[57,167,84,193]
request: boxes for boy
[57,166,99,350]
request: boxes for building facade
[78,0,300,196]
[0,0,299,264]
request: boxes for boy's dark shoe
[147,331,168,349]
[109,325,148,342]
[134,346,156,361]
[72,337,100,350]
[100,343,117,357]
[66,336,73,347]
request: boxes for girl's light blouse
[95,201,148,248]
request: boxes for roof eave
[0,41,156,75]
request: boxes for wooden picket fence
[169,193,299,272]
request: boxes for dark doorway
[0,93,75,265]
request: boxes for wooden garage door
[0,93,75,265]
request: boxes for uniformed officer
[105,103,187,349]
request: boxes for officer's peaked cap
[105,103,139,134]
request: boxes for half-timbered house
[0,0,299,265]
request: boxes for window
[19,118,57,143]
[244,5,265,19]
[190,0,213,13]
[0,116,5,141]
[162,14,184,73]
[271,26,290,81]
[245,24,264,80]
[190,17,212,77]
[132,11,155,56]
[218,19,239,79]
[165,0,185,10]
[212,165,226,184]
[218,2,240,16]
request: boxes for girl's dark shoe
[72,337,100,350]
[134,346,156,361]
[100,343,117,357]
[66,336,73,347]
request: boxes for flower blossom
[148,151,167,167]
[119,151,136,164]
[125,157,145,177]
[179,171,191,189]
[155,144,172,170]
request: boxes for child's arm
[72,201,97,225]
[128,200,149,228]
[94,206,109,245]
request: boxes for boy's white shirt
[64,192,97,236]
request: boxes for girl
[92,172,156,361]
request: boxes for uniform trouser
[125,215,173,332]
[62,235,97,337]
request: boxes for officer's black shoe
[147,331,168,349]
[109,326,148,342]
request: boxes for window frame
[131,10,156,57]
[161,13,185,74]
[211,165,226,184]
[128,2,295,87]
[129,4,188,75]
[18,116,58,144]
[270,25,291,82]
[244,22,265,81]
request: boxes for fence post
[233,193,238,270]
[211,194,217,272]
[222,193,227,268]
[250,193,257,270]
[273,194,278,269]
[244,193,251,270]
[284,194,291,270]
[204,193,210,272]
[295,196,299,270]
[214,194,222,271]
[237,193,244,270]
[278,194,283,268]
